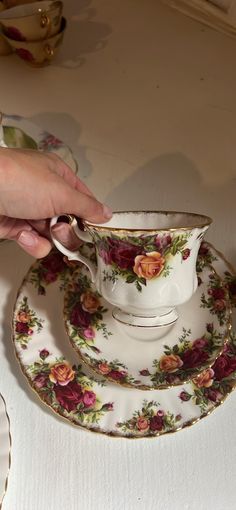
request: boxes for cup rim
[1,16,66,45]
[84,210,213,232]
[0,0,62,21]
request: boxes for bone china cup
[0,0,63,41]
[50,211,212,327]
[2,16,66,66]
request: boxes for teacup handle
[40,12,51,37]
[50,215,97,282]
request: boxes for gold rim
[0,393,12,510]
[84,210,212,233]
[11,249,236,438]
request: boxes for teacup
[2,15,66,66]
[0,0,62,41]
[50,211,212,327]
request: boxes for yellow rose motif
[133,252,165,280]
[192,368,214,388]
[17,311,30,323]
[159,354,183,373]
[49,363,75,386]
[80,292,100,313]
[98,362,111,375]
[137,416,150,431]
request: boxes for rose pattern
[81,291,100,313]
[27,356,114,424]
[49,363,75,386]
[192,368,215,388]
[133,252,165,280]
[4,26,26,41]
[15,48,34,62]
[201,273,228,325]
[14,296,43,349]
[116,400,182,435]
[84,356,142,386]
[29,251,69,295]
[159,354,183,373]
[94,230,191,291]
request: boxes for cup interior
[85,211,212,231]
[0,1,61,19]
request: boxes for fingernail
[103,204,113,219]
[18,231,38,247]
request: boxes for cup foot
[112,308,178,342]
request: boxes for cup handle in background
[50,215,97,282]
[44,43,54,58]
[40,12,51,37]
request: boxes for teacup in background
[0,0,62,41]
[2,15,66,66]
[50,211,212,327]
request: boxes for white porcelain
[11,242,236,438]
[50,211,212,325]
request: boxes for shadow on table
[29,111,93,179]
[55,0,112,69]
[105,152,236,268]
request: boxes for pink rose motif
[133,252,165,280]
[139,369,151,376]
[102,402,114,411]
[54,381,83,412]
[157,410,164,417]
[16,322,29,334]
[17,311,30,323]
[28,328,33,335]
[83,327,95,339]
[43,272,58,283]
[137,417,150,431]
[33,373,48,389]
[192,337,208,349]
[15,48,34,62]
[70,304,91,329]
[82,390,96,408]
[182,248,191,260]
[155,234,172,253]
[149,415,164,431]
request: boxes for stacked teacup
[0,1,66,66]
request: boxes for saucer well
[11,243,236,438]
[62,244,231,390]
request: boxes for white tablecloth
[1,1,236,509]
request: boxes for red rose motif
[70,304,91,329]
[179,391,191,401]
[149,415,164,431]
[192,337,208,349]
[43,272,58,283]
[39,349,49,360]
[205,388,222,402]
[82,390,96,408]
[155,234,172,253]
[109,370,127,380]
[199,243,209,256]
[210,288,226,300]
[181,348,209,369]
[54,381,83,412]
[182,248,191,260]
[214,299,226,312]
[139,369,151,376]
[212,354,236,381]
[206,323,214,333]
[33,373,48,389]
[16,322,29,334]
[15,48,34,62]
[110,241,141,270]
[42,252,65,273]
[4,26,26,41]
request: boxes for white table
[1,1,236,509]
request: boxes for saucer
[63,246,231,390]
[1,113,78,174]
[0,393,11,508]
[12,243,236,438]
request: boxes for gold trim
[84,210,212,233]
[0,393,12,510]
[10,249,236,439]
[0,1,62,20]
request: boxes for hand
[0,148,112,257]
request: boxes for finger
[53,181,112,223]
[51,222,81,251]
[50,154,95,197]
[17,230,52,258]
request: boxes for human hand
[0,148,112,257]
